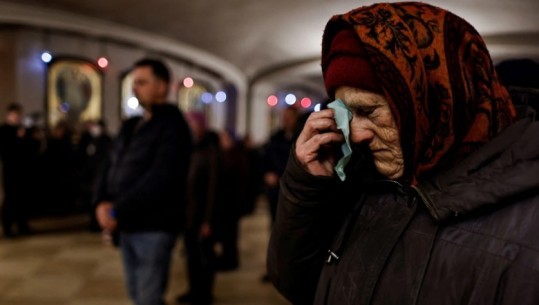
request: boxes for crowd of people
[0,103,112,237]
[0,57,303,305]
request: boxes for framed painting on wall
[47,57,103,132]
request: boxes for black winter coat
[95,104,192,233]
[268,118,539,305]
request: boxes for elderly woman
[267,2,539,305]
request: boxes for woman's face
[335,86,404,179]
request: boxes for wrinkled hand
[96,202,117,231]
[295,109,344,177]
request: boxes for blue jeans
[119,231,177,305]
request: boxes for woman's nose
[349,118,374,144]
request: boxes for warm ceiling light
[267,95,278,106]
[97,57,109,68]
[300,97,311,108]
[183,77,194,88]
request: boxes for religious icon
[47,58,102,132]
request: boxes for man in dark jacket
[268,3,539,305]
[95,58,192,305]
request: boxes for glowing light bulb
[97,57,108,68]
[41,52,52,63]
[300,97,312,108]
[201,92,213,104]
[127,97,139,109]
[267,95,278,106]
[183,77,194,88]
[285,94,296,105]
[215,91,227,103]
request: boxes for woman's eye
[356,109,374,116]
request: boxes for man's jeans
[119,231,177,305]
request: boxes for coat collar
[413,119,539,222]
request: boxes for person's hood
[414,119,539,222]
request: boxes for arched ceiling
[1,0,539,90]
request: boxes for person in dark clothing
[178,112,219,305]
[262,106,299,225]
[95,58,193,305]
[0,103,33,237]
[213,128,249,272]
[495,58,539,89]
[237,133,264,217]
[268,3,539,305]
[42,120,79,215]
[260,106,299,283]
[495,58,539,119]
[78,119,112,231]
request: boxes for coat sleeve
[267,149,349,305]
[92,119,135,206]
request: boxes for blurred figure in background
[260,106,299,282]
[496,58,539,119]
[178,111,219,305]
[237,133,264,217]
[77,119,112,231]
[261,106,299,226]
[0,102,33,238]
[94,58,193,305]
[23,111,47,219]
[42,119,79,215]
[496,58,539,89]
[214,128,249,272]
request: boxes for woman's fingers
[295,109,345,176]
[296,109,338,145]
[297,131,344,163]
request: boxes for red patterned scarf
[322,2,516,182]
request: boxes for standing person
[214,128,249,272]
[177,112,219,305]
[0,103,33,238]
[78,119,112,231]
[95,58,193,305]
[237,133,264,217]
[268,2,539,305]
[260,106,299,282]
[262,106,299,225]
[42,120,79,214]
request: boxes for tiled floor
[0,199,290,305]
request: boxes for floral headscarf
[322,2,516,182]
